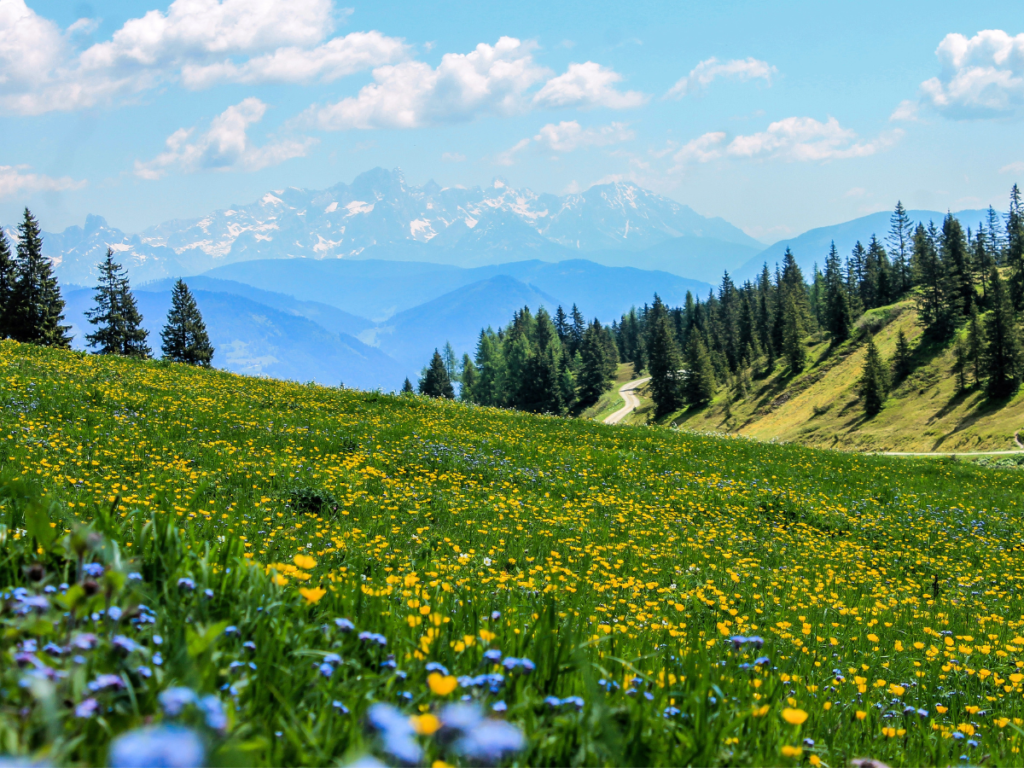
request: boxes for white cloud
[179,31,407,88]
[671,116,901,169]
[0,0,405,114]
[889,99,919,122]
[0,165,86,199]
[494,120,634,166]
[916,30,1024,118]
[665,56,775,99]
[1001,161,1024,174]
[308,37,550,130]
[134,98,315,179]
[441,152,466,162]
[533,120,633,151]
[533,61,647,109]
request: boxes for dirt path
[878,433,1024,457]
[604,377,651,425]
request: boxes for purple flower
[334,618,355,632]
[177,578,195,592]
[108,725,205,768]
[76,698,100,718]
[113,635,141,654]
[72,633,98,650]
[89,674,125,692]
[82,563,105,578]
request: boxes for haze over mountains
[11,167,1006,391]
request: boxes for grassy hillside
[4,340,1024,765]
[664,301,1024,453]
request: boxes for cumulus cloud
[0,0,406,114]
[889,99,920,122]
[0,165,86,199]
[671,116,901,169]
[532,62,647,109]
[441,152,466,162]
[665,56,775,98]
[307,37,550,130]
[495,120,634,165]
[916,30,1024,119]
[134,98,315,179]
[1001,161,1024,174]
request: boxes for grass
[579,363,635,422]
[4,339,1024,765]
[665,301,1024,453]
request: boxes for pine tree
[160,279,214,367]
[442,341,458,382]
[683,332,716,407]
[644,295,684,416]
[986,205,1006,265]
[860,337,887,416]
[569,304,586,356]
[783,293,806,373]
[418,349,455,399]
[952,337,969,393]
[8,209,71,348]
[473,329,506,407]
[892,329,913,383]
[966,304,983,387]
[913,222,953,339]
[1007,184,1024,310]
[941,213,974,318]
[553,306,569,344]
[576,321,611,407]
[458,353,477,402]
[823,241,852,344]
[887,201,914,295]
[0,227,15,339]
[85,248,150,358]
[401,378,414,394]
[984,266,1022,399]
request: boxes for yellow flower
[867,633,879,643]
[782,708,808,725]
[809,756,821,767]
[427,672,458,696]
[479,629,496,643]
[855,711,867,721]
[823,702,832,711]
[272,573,289,586]
[889,684,905,697]
[299,586,326,604]
[410,713,441,735]
[781,746,803,758]
[432,762,453,768]
[294,554,317,570]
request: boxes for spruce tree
[913,222,953,339]
[644,295,684,416]
[952,337,969,393]
[459,353,477,402]
[576,321,611,407]
[860,337,887,416]
[984,266,1022,399]
[986,205,1006,265]
[85,248,151,358]
[683,332,716,407]
[824,241,852,344]
[0,228,15,339]
[783,293,806,373]
[418,349,455,399]
[553,306,569,344]
[966,305,984,387]
[569,304,586,356]
[887,201,914,295]
[892,329,913,383]
[941,213,974,318]
[9,209,71,348]
[442,341,458,382]
[401,378,414,394]
[1007,184,1024,310]
[160,279,214,367]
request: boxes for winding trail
[877,433,1024,457]
[604,377,651,425]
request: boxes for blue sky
[2,0,1022,242]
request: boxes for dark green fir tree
[160,279,214,367]
[576,321,611,407]
[419,349,455,399]
[683,332,716,407]
[401,377,415,394]
[0,227,15,339]
[9,209,71,348]
[644,295,684,416]
[860,337,887,416]
[85,248,151,358]
[984,266,1022,399]
[892,329,913,384]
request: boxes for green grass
[579,363,635,422]
[5,339,1024,766]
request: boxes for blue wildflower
[159,687,198,716]
[76,698,100,718]
[198,695,227,731]
[334,618,355,632]
[108,725,204,768]
[177,578,195,592]
[82,563,105,578]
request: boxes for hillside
[659,301,1024,453]
[2,339,1024,766]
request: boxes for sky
[1,0,1023,243]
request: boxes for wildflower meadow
[3,339,1024,766]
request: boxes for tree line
[0,208,214,367]
[618,186,1024,418]
[412,304,620,413]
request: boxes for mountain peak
[84,214,109,234]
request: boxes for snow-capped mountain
[24,167,764,285]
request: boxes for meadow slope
[3,340,1024,766]
[664,302,1024,453]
